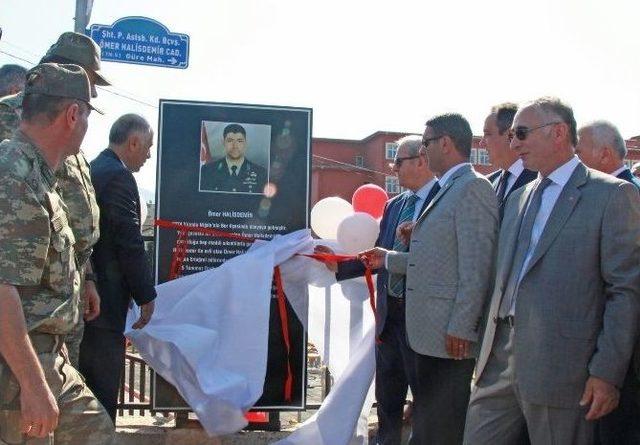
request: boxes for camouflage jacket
[0,131,80,334]
[0,91,100,268]
[0,92,22,142]
[57,153,100,268]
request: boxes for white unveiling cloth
[125,229,376,444]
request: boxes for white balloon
[336,212,380,255]
[310,197,353,239]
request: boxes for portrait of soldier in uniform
[199,122,269,194]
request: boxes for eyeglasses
[509,122,561,141]
[421,135,443,147]
[391,155,421,168]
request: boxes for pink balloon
[352,184,388,219]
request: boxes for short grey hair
[0,64,27,96]
[395,135,423,156]
[109,113,151,145]
[580,120,627,160]
[528,97,577,146]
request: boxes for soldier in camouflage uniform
[0,32,109,368]
[0,64,26,142]
[0,93,22,142]
[0,63,113,444]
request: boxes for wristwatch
[84,272,98,283]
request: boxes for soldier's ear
[65,102,81,128]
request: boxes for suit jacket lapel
[387,193,407,240]
[522,164,586,276]
[417,164,471,223]
[497,184,534,285]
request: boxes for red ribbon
[155,219,382,403]
[298,253,380,344]
[155,219,293,401]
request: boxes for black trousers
[375,297,418,445]
[78,325,126,423]
[596,366,640,445]
[409,353,475,445]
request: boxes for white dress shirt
[411,178,438,221]
[509,156,581,314]
[438,162,471,188]
[611,165,628,177]
[504,158,525,196]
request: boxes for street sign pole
[74,0,94,33]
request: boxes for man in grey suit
[464,97,640,444]
[361,113,499,444]
[576,120,640,445]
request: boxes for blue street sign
[89,16,189,69]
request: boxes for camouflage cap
[24,63,103,114]
[41,32,111,86]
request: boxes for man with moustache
[318,135,438,444]
[464,98,640,444]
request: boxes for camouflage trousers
[0,344,113,444]
[64,298,85,369]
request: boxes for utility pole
[74,0,94,33]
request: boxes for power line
[0,44,157,109]
[0,49,34,66]
[312,154,390,177]
[1,44,390,176]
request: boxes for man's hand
[396,221,415,246]
[20,383,59,438]
[357,247,389,270]
[580,376,620,420]
[82,281,101,321]
[445,334,471,360]
[132,300,155,330]
[314,245,338,273]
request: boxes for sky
[1,0,640,197]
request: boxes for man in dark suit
[200,123,267,194]
[79,114,157,422]
[317,135,438,444]
[465,98,640,444]
[481,103,537,221]
[576,120,640,444]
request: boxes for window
[470,148,490,166]
[385,142,398,160]
[355,156,364,167]
[477,148,491,166]
[470,148,478,164]
[385,176,400,194]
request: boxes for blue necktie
[387,181,442,297]
[498,177,552,317]
[388,194,419,297]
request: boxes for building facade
[312,132,640,206]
